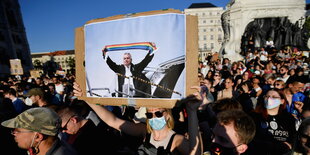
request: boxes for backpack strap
[165,133,177,153]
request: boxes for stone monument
[220,0,306,61]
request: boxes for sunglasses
[275,83,281,86]
[61,115,76,131]
[145,111,165,119]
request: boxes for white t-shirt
[260,51,268,61]
[55,84,64,94]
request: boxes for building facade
[31,50,75,75]
[0,0,33,77]
[184,3,224,62]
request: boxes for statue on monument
[43,56,59,78]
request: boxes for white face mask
[264,98,281,109]
[25,97,33,106]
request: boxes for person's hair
[3,88,17,97]
[254,88,288,119]
[212,98,242,114]
[55,100,91,120]
[274,80,285,87]
[124,53,132,60]
[280,65,289,71]
[146,108,174,133]
[264,73,276,81]
[217,110,256,144]
[204,77,214,86]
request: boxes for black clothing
[137,133,176,155]
[245,111,297,155]
[106,54,154,97]
[68,120,121,155]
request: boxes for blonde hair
[146,109,174,133]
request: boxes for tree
[65,57,75,74]
[33,59,43,70]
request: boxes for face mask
[25,97,33,106]
[148,116,166,130]
[264,98,281,109]
[210,143,237,155]
[249,69,255,73]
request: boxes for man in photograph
[105,52,154,98]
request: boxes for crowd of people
[0,44,309,155]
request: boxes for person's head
[289,69,296,76]
[296,68,305,77]
[274,80,285,89]
[24,88,45,106]
[242,72,249,81]
[47,83,56,94]
[224,77,234,89]
[213,72,221,80]
[3,88,17,99]
[289,81,305,94]
[212,98,243,114]
[56,101,91,135]
[203,78,213,89]
[1,107,61,152]
[251,77,260,85]
[123,53,132,67]
[302,106,310,119]
[265,74,276,85]
[256,89,288,117]
[279,65,289,76]
[145,108,174,133]
[52,76,59,84]
[207,70,214,78]
[295,118,310,154]
[35,78,43,86]
[211,110,256,155]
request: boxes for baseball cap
[1,107,61,136]
[25,88,44,97]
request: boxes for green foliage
[33,59,42,70]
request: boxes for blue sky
[19,0,229,53]
[19,0,309,53]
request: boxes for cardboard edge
[75,10,198,108]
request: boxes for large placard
[75,9,198,108]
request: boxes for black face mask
[210,143,238,155]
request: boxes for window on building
[203,20,206,24]
[203,29,206,32]
[218,34,222,40]
[202,13,205,16]
[210,35,214,40]
[218,28,222,32]
[211,43,214,49]
[204,44,207,49]
[217,12,220,15]
[203,35,207,40]
[209,12,212,16]
[210,28,213,32]
[210,20,213,23]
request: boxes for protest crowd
[0,42,310,155]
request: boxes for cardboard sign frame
[75,9,198,108]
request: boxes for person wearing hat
[1,107,77,155]
[25,88,49,107]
